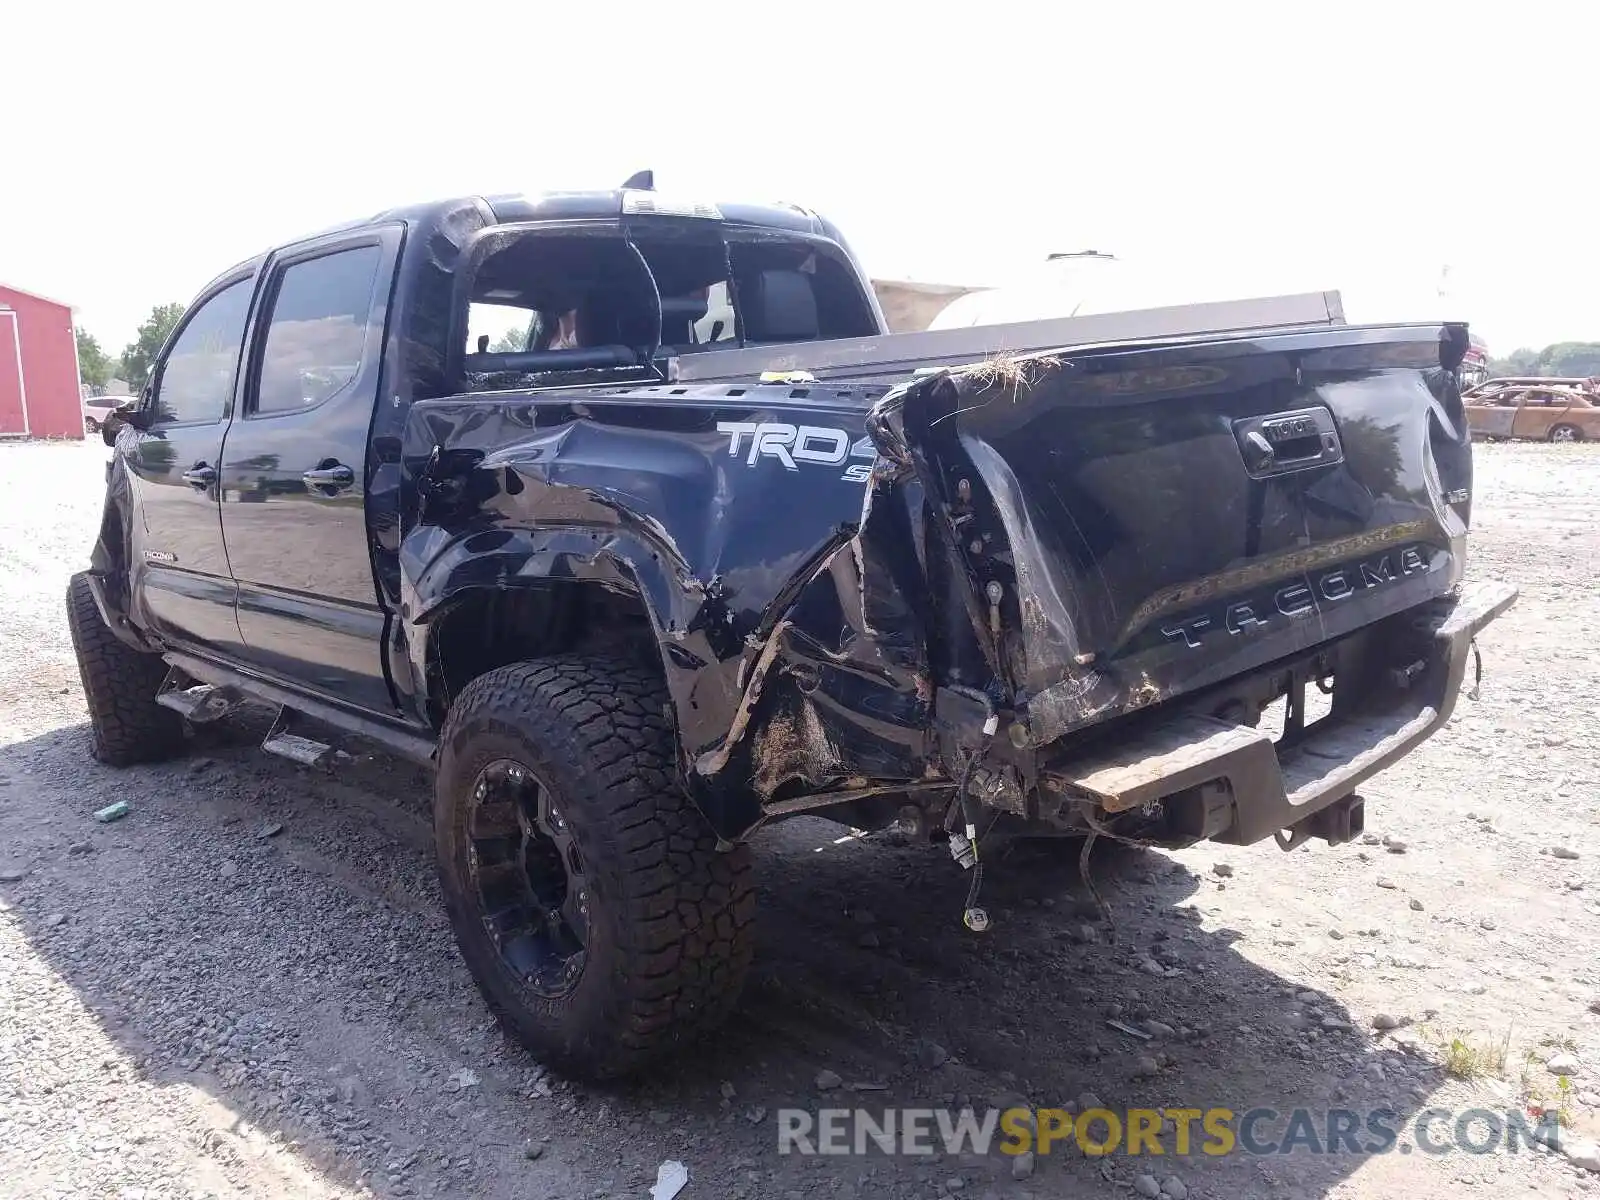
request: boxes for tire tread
[436,656,754,1078]
[65,572,184,767]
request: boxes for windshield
[460,226,877,386]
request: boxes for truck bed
[671,290,1348,384]
[407,309,1499,843]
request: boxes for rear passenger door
[1511,391,1559,440]
[218,228,402,714]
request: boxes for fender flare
[398,521,732,735]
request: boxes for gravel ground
[2,438,1598,1200]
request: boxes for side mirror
[104,398,153,443]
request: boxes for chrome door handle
[302,463,355,493]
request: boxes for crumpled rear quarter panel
[398,388,936,837]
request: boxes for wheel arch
[401,524,705,732]
[1549,421,1584,442]
[86,455,159,652]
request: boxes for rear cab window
[456,223,878,391]
[255,245,384,415]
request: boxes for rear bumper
[1040,580,1519,847]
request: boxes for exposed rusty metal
[1465,378,1600,442]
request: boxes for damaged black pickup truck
[72,181,1516,1078]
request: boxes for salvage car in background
[1465,378,1600,442]
[81,394,123,435]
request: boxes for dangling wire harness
[949,713,1000,932]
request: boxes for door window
[151,279,253,425]
[256,246,383,415]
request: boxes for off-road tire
[1548,423,1583,443]
[65,572,185,766]
[435,656,755,1079]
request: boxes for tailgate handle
[1233,407,1342,479]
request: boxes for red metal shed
[0,283,82,440]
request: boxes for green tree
[1486,342,1600,380]
[1536,342,1600,378]
[75,328,113,391]
[121,302,187,392]
[488,325,530,353]
[1486,347,1540,378]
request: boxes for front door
[218,229,401,714]
[1511,392,1562,440]
[123,273,256,653]
[1470,397,1517,439]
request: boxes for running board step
[261,708,335,768]
[155,681,244,724]
[262,730,335,768]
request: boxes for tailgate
[871,322,1477,746]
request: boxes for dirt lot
[2,438,1598,1200]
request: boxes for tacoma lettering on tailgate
[1161,546,1429,650]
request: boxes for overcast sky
[5,1,1591,355]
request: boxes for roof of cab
[197,189,833,305]
[334,190,825,237]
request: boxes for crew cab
[70,181,1516,1079]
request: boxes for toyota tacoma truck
[70,179,1517,1079]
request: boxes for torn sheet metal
[397,383,937,838]
[391,322,1477,840]
[872,326,1473,748]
